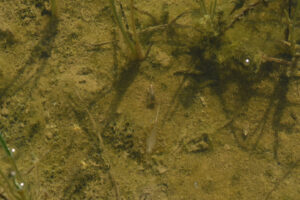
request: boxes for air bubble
[13,179,25,190]
[194,181,199,189]
[10,171,16,177]
[244,58,250,66]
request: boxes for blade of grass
[109,0,136,57]
[0,133,30,200]
[130,0,144,60]
[199,0,207,15]
[211,0,217,20]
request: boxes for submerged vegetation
[109,0,144,62]
[0,133,30,200]
[0,0,299,199]
[50,0,57,19]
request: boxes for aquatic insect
[146,84,156,109]
[146,105,160,154]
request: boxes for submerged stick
[73,91,121,200]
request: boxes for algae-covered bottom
[0,0,299,199]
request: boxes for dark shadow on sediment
[99,61,142,134]
[0,17,58,105]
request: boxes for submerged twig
[139,9,195,34]
[85,108,121,200]
[261,55,292,65]
[264,159,300,200]
[226,0,263,30]
[70,92,121,200]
